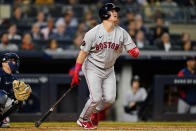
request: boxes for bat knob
[35,121,40,128]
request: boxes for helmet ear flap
[103,10,111,20]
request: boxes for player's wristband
[75,63,82,74]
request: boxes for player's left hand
[128,47,140,58]
[71,73,80,87]
[12,80,32,101]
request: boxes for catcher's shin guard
[0,100,22,122]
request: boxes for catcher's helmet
[99,3,120,21]
[1,52,20,73]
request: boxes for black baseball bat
[35,84,77,127]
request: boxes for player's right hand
[128,47,140,58]
[71,73,80,87]
[70,63,82,87]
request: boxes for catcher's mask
[99,3,120,21]
[1,53,20,73]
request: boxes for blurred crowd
[0,0,196,52]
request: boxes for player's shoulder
[86,24,102,34]
[115,25,126,31]
[115,25,128,36]
[139,87,147,92]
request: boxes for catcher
[0,53,32,128]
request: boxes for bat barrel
[35,121,41,127]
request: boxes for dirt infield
[1,122,196,131]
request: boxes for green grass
[10,121,196,126]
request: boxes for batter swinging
[71,3,140,129]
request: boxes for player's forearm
[76,50,88,64]
[74,50,88,74]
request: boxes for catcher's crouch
[0,53,32,128]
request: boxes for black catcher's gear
[1,53,20,73]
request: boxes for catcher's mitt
[12,80,32,101]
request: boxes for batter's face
[108,10,118,22]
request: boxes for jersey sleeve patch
[81,41,86,46]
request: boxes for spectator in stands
[135,14,147,34]
[150,17,169,41]
[135,30,149,49]
[127,20,136,39]
[66,0,77,5]
[75,23,88,36]
[122,8,135,28]
[0,32,18,51]
[56,9,78,28]
[8,24,21,40]
[184,0,196,6]
[9,6,24,26]
[83,11,93,30]
[55,9,78,38]
[30,24,43,40]
[34,0,54,4]
[123,75,147,122]
[41,18,54,40]
[177,56,196,114]
[161,0,178,19]
[21,33,34,50]
[180,32,192,51]
[156,32,172,51]
[136,0,147,5]
[35,11,47,28]
[73,33,85,49]
[185,0,196,19]
[79,0,98,4]
[44,39,63,53]
[143,0,162,19]
[89,17,97,29]
[50,21,71,40]
[182,41,192,51]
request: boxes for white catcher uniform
[123,87,147,122]
[79,23,136,121]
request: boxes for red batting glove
[128,47,140,58]
[70,63,82,87]
[71,73,79,87]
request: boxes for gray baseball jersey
[80,23,136,69]
[79,23,136,122]
[123,88,147,122]
[123,88,147,106]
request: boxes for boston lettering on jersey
[96,42,119,50]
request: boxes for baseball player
[177,56,196,114]
[71,3,139,129]
[123,75,147,122]
[0,53,32,128]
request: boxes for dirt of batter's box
[1,125,196,131]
